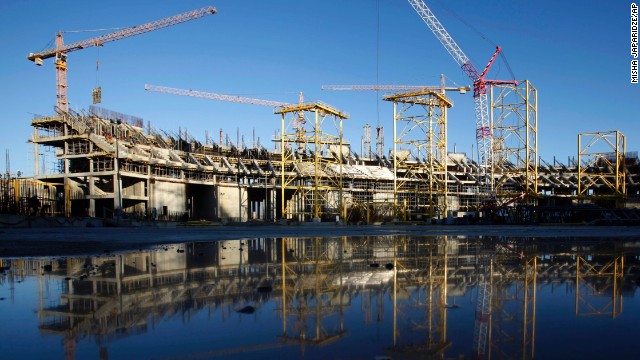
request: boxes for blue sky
[1,0,638,176]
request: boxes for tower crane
[144,84,293,108]
[403,4,517,357]
[27,6,217,113]
[144,84,307,144]
[406,0,516,190]
[321,84,470,93]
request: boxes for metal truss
[278,237,347,345]
[391,236,451,355]
[578,131,626,201]
[491,80,538,199]
[575,254,624,318]
[385,90,450,220]
[489,250,538,360]
[362,124,372,159]
[276,103,348,221]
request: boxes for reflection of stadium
[1,237,637,359]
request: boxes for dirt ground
[1,224,640,257]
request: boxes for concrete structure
[22,99,640,224]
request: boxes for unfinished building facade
[24,83,639,224]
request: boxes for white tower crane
[144,84,307,147]
[406,0,516,190]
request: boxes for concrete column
[33,127,39,176]
[113,171,119,210]
[64,142,69,176]
[89,158,95,217]
[147,165,153,217]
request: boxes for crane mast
[406,0,516,189]
[407,1,479,80]
[406,2,518,358]
[28,6,217,113]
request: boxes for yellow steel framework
[577,131,626,203]
[391,236,451,356]
[384,90,451,220]
[575,254,624,318]
[490,249,538,360]
[491,80,538,199]
[276,102,348,222]
[279,237,347,345]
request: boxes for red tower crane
[406,0,516,189]
[27,6,217,113]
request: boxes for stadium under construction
[2,3,638,226]
[1,78,636,226]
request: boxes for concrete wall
[155,250,186,272]
[217,184,248,221]
[373,192,394,202]
[152,180,186,216]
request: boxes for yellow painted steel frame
[491,80,538,199]
[575,255,623,318]
[279,237,346,344]
[276,103,347,222]
[577,130,626,200]
[489,252,537,360]
[392,236,450,352]
[385,90,450,220]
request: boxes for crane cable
[376,0,380,127]
[96,46,100,87]
[433,0,516,81]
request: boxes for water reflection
[0,236,637,359]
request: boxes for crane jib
[27,5,216,114]
[27,6,216,62]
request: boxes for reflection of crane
[27,6,217,113]
[406,0,516,189]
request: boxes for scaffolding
[279,237,347,345]
[491,80,538,199]
[391,236,451,356]
[575,253,624,318]
[577,131,626,203]
[384,89,450,220]
[362,124,372,159]
[490,245,538,360]
[376,125,385,159]
[276,102,348,222]
[0,177,58,216]
[24,96,638,223]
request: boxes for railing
[0,177,59,217]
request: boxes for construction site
[2,2,639,226]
